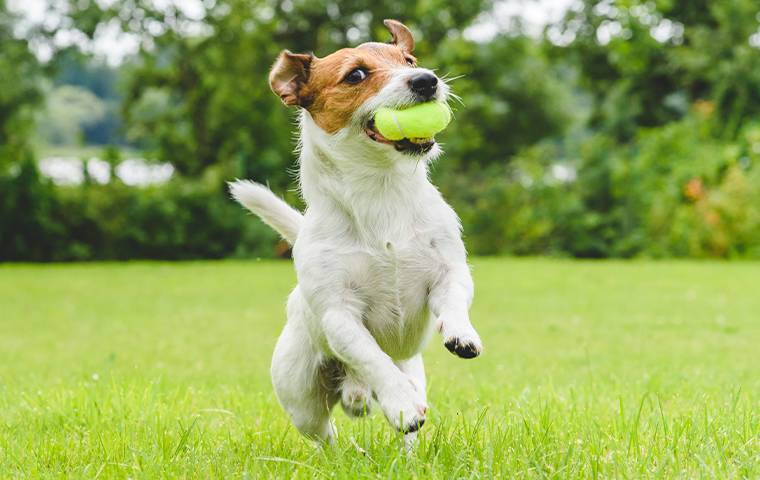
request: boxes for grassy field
[1,259,758,478]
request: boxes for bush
[0,157,63,261]
[439,143,578,257]
[611,114,760,259]
[0,164,283,262]
[438,111,760,260]
[3,111,759,262]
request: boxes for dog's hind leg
[340,370,372,418]
[271,288,339,442]
[396,354,427,447]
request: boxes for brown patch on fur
[268,20,419,133]
[384,19,415,53]
[299,43,413,133]
[269,51,314,107]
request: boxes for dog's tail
[228,180,302,245]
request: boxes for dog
[229,19,482,443]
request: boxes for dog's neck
[297,111,435,240]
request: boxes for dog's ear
[384,19,414,54]
[269,50,314,107]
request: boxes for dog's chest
[357,234,444,359]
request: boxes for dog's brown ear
[384,19,414,54]
[269,50,314,107]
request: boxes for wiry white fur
[231,67,481,443]
[228,180,302,244]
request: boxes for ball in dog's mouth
[364,118,436,155]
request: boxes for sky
[8,0,577,65]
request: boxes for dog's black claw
[402,417,425,434]
[445,338,480,359]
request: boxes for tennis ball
[374,102,452,141]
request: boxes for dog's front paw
[440,324,483,359]
[377,377,427,434]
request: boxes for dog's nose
[409,72,438,100]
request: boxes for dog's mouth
[364,118,435,155]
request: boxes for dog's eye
[405,57,416,66]
[345,68,368,84]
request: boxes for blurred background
[2,0,759,262]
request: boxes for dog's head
[269,20,449,158]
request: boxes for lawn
[0,259,758,478]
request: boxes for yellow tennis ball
[374,102,452,141]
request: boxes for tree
[0,0,42,169]
[549,0,760,140]
[62,0,492,185]
[36,85,107,146]
[433,34,575,172]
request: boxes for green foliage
[613,114,760,258]
[441,109,760,259]
[434,35,576,171]
[36,85,107,145]
[484,0,760,259]
[553,0,760,139]
[441,144,575,256]
[3,0,760,261]
[0,166,280,261]
[52,48,122,100]
[64,0,490,182]
[0,0,42,169]
[27,50,131,147]
[0,157,62,260]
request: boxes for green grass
[1,259,758,478]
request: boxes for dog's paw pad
[444,337,482,359]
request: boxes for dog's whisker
[441,74,466,83]
[446,91,465,107]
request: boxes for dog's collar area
[364,117,435,155]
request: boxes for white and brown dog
[230,19,482,443]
